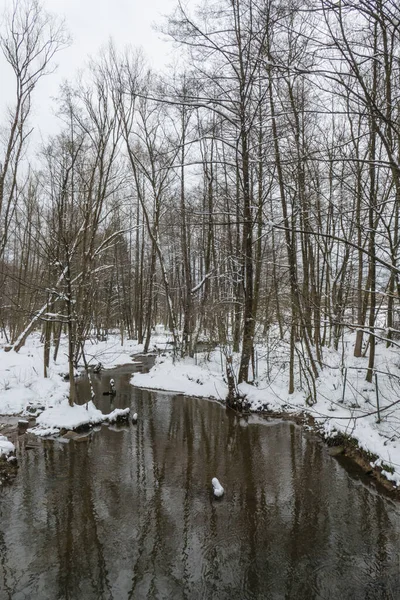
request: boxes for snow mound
[0,435,15,457]
[131,355,228,399]
[32,401,130,436]
[212,477,224,497]
[106,408,130,423]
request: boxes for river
[0,359,399,599]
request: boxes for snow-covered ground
[0,328,173,440]
[132,336,400,487]
[0,326,177,415]
[0,332,143,417]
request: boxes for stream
[0,358,400,599]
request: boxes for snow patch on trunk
[0,435,15,457]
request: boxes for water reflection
[0,365,399,599]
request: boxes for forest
[2,1,400,597]
[1,0,400,420]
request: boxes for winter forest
[3,0,400,395]
[2,0,400,597]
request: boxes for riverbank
[131,336,400,493]
[258,409,400,499]
[1,329,400,495]
[0,331,151,454]
[0,431,17,485]
[0,332,149,417]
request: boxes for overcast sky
[0,0,177,145]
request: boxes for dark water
[0,361,400,600]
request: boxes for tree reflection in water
[0,364,399,599]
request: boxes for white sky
[0,0,177,146]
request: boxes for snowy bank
[0,332,149,417]
[32,401,130,437]
[132,354,228,399]
[131,341,400,488]
[0,435,15,457]
[0,434,17,485]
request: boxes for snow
[32,402,130,436]
[132,355,228,399]
[34,401,104,435]
[212,477,224,497]
[0,330,150,437]
[0,331,146,417]
[0,435,14,457]
[107,408,130,423]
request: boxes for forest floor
[0,329,400,493]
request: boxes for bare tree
[0,0,69,260]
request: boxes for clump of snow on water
[212,477,224,497]
[31,401,130,437]
[131,336,400,488]
[107,408,130,422]
[0,435,15,457]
